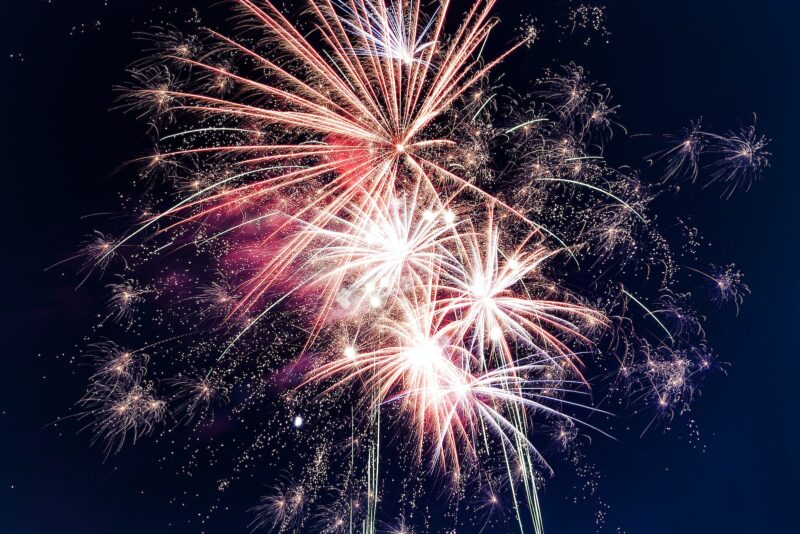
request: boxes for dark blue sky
[1,1,798,532]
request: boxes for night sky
[2,1,798,532]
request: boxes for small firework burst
[654,291,705,339]
[250,481,307,532]
[78,379,166,456]
[312,500,349,534]
[552,420,579,451]
[105,276,148,324]
[654,118,770,197]
[88,341,148,385]
[706,123,771,198]
[651,119,707,183]
[196,277,240,320]
[706,263,750,313]
[169,374,230,425]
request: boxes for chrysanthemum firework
[60,0,768,532]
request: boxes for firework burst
[60,0,769,531]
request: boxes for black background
[1,1,798,532]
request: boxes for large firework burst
[61,0,767,531]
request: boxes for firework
[250,480,307,532]
[706,123,771,198]
[653,117,770,197]
[689,263,750,314]
[105,276,147,325]
[78,378,166,456]
[61,0,768,532]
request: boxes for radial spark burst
[61,0,767,532]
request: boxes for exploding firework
[59,0,768,531]
[652,116,770,198]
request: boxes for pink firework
[63,0,766,532]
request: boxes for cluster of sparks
[61,0,769,532]
[651,119,771,198]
